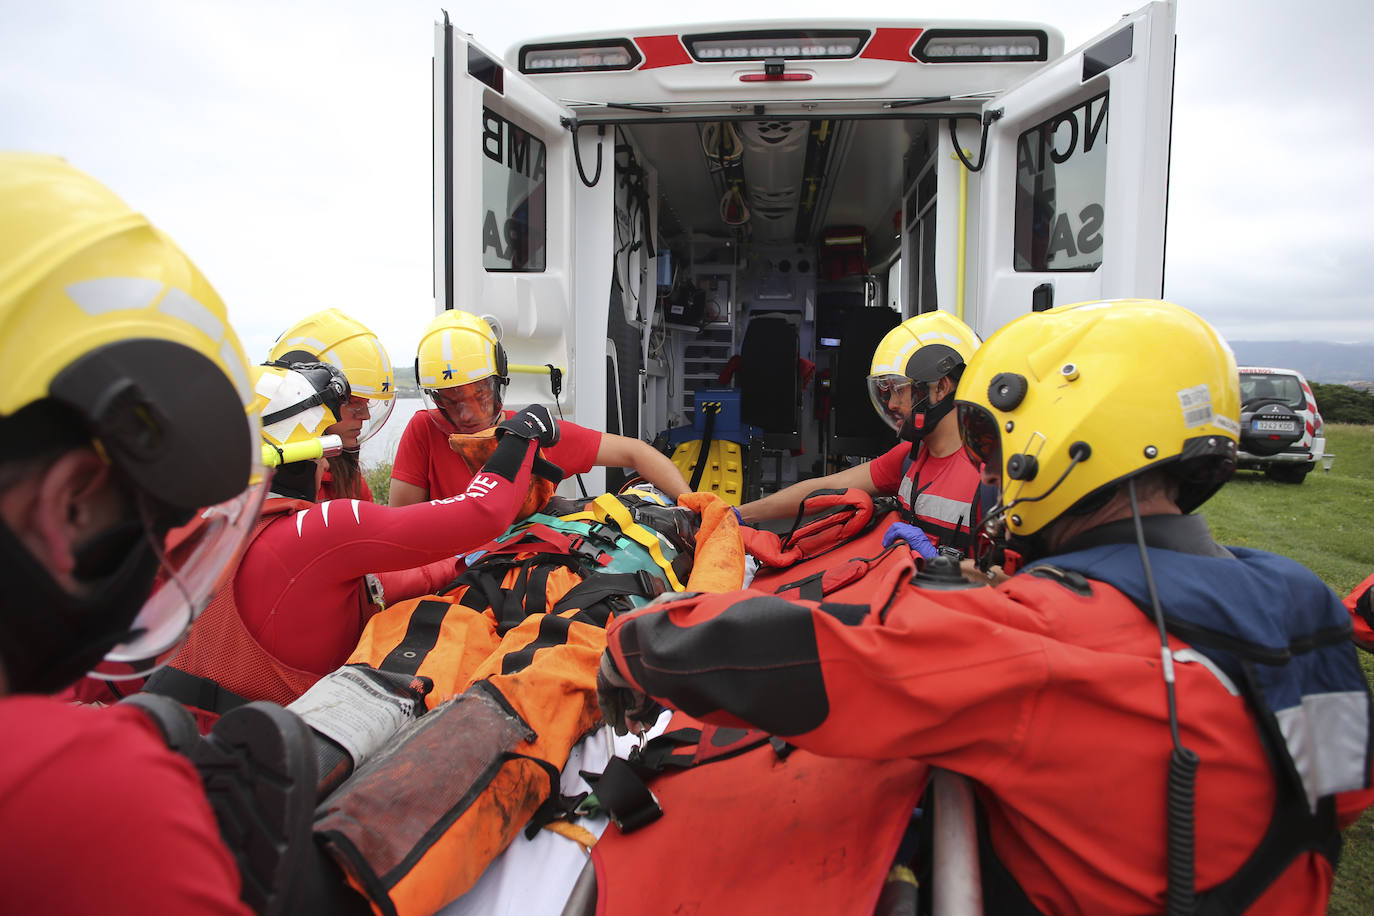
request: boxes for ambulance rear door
[434,17,614,491]
[968,1,1176,333]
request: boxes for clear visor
[956,401,1003,478]
[87,471,270,681]
[866,374,920,432]
[354,395,395,446]
[422,377,503,435]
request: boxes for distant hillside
[1228,341,1374,385]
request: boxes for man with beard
[739,312,986,560]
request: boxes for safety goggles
[956,401,1002,473]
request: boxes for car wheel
[1265,464,1311,484]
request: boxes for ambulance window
[481,107,547,272]
[1014,91,1107,272]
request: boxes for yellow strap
[560,494,684,591]
[542,820,599,853]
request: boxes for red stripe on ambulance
[634,35,693,69]
[860,28,923,61]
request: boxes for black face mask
[899,385,956,443]
[0,515,162,694]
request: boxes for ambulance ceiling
[628,117,927,262]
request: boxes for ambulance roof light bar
[520,39,641,73]
[913,30,1048,63]
[684,29,869,62]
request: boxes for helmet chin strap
[900,388,955,443]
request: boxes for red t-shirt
[867,439,914,494]
[0,697,249,914]
[391,408,601,499]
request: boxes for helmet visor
[867,374,931,432]
[355,395,395,445]
[423,378,503,434]
[328,394,395,450]
[956,402,1002,475]
[88,466,269,681]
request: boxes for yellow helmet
[268,308,395,445]
[0,153,267,682]
[867,311,982,432]
[955,299,1240,539]
[415,308,509,392]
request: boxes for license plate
[1253,420,1296,433]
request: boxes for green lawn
[1198,424,1373,915]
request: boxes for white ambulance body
[432,3,1176,496]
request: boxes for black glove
[596,651,662,737]
[496,404,560,448]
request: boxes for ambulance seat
[736,314,802,487]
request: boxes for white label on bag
[287,666,418,764]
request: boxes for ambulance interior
[610,115,939,498]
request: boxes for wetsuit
[145,435,544,724]
[605,514,1374,914]
[392,408,600,500]
[0,697,249,914]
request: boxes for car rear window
[1239,373,1307,410]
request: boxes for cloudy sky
[5,0,1371,369]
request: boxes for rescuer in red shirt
[388,308,688,507]
[740,311,990,558]
[0,154,266,914]
[141,361,561,725]
[599,299,1374,915]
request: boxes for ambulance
[432,2,1176,497]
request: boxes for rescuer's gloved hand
[883,521,939,559]
[596,650,661,737]
[496,404,560,448]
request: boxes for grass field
[1199,423,1373,915]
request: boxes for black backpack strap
[144,665,249,717]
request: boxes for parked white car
[1236,367,1326,483]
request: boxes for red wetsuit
[0,697,248,914]
[236,438,542,674]
[869,439,983,549]
[318,466,373,502]
[1346,572,1374,651]
[606,518,1374,915]
[392,408,600,500]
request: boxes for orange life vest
[150,498,327,731]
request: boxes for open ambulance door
[967,1,1176,335]
[433,16,615,493]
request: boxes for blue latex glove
[883,521,939,559]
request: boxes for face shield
[423,377,504,435]
[956,401,1003,482]
[352,394,395,446]
[867,374,930,432]
[87,453,269,681]
[327,394,395,452]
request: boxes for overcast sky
[5,0,1371,370]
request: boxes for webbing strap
[561,494,684,590]
[550,570,666,622]
[379,599,451,675]
[144,665,249,716]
